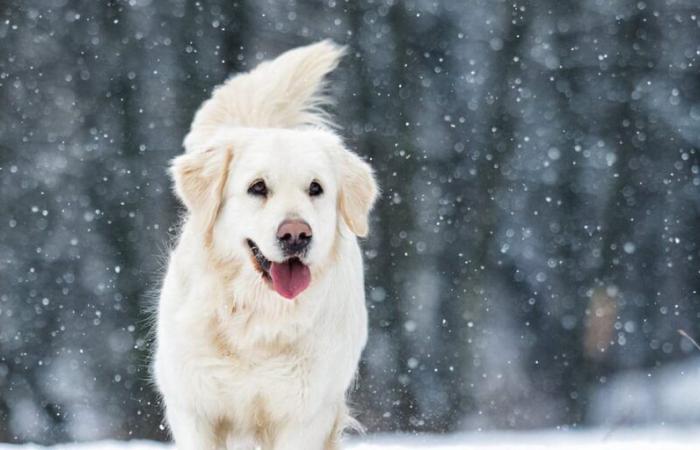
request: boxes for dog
[153,40,378,450]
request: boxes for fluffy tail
[184,40,345,152]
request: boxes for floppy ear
[338,151,378,237]
[170,147,233,241]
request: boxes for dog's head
[170,128,377,300]
[169,40,377,300]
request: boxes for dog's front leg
[166,406,220,450]
[270,406,342,450]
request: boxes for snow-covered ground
[2,428,699,450]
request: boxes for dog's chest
[208,327,320,421]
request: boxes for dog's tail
[184,40,345,152]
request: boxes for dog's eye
[248,180,268,197]
[309,181,323,197]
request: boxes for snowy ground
[2,428,699,450]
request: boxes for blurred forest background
[2,0,700,444]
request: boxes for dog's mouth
[246,239,311,300]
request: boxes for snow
[3,0,700,441]
[351,428,700,449]
[2,428,700,450]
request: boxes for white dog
[153,41,378,450]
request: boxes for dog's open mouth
[246,239,311,300]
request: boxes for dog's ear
[338,150,378,237]
[170,147,233,241]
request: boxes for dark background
[2,0,700,443]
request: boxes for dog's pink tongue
[270,259,311,300]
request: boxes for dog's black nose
[277,220,312,255]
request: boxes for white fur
[183,40,345,154]
[153,41,378,450]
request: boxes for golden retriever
[153,40,378,450]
